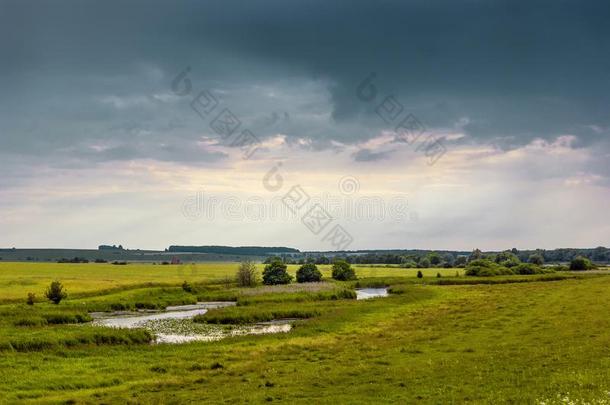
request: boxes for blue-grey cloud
[1,0,609,185]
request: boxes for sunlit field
[0,261,609,403]
[0,262,463,303]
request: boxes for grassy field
[0,262,608,404]
[0,262,461,302]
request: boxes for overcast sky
[1,0,609,251]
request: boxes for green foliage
[494,251,521,268]
[427,252,442,266]
[237,289,356,305]
[262,260,292,285]
[236,260,258,287]
[513,263,549,275]
[468,248,483,262]
[465,259,512,276]
[454,256,468,267]
[570,256,594,271]
[550,264,569,272]
[181,280,193,293]
[436,272,441,278]
[0,329,152,353]
[400,259,417,268]
[417,258,431,268]
[194,306,320,324]
[331,260,356,281]
[528,253,544,266]
[45,280,67,304]
[417,270,423,278]
[465,259,553,277]
[296,263,322,283]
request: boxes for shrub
[236,260,258,287]
[417,270,423,278]
[465,259,515,277]
[331,260,356,281]
[528,253,544,266]
[417,258,431,268]
[436,272,441,278]
[182,280,193,292]
[45,280,67,304]
[570,256,594,271]
[494,251,521,268]
[427,252,442,266]
[26,292,36,305]
[194,307,319,324]
[296,263,322,283]
[262,260,292,285]
[513,263,547,275]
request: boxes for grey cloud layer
[1,0,609,167]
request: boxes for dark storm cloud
[353,148,392,162]
[1,0,609,165]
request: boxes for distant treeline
[303,247,610,265]
[98,245,124,250]
[167,245,300,256]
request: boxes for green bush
[417,258,431,268]
[528,253,545,266]
[570,256,594,271]
[400,260,417,268]
[494,251,521,268]
[236,260,258,287]
[296,263,322,283]
[513,263,549,275]
[331,260,356,281]
[45,280,67,304]
[262,260,292,285]
[465,259,515,277]
[182,281,194,293]
[417,270,423,278]
[26,292,36,306]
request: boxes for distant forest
[301,247,610,265]
[167,245,300,255]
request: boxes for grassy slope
[0,263,608,403]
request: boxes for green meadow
[0,262,608,404]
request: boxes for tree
[236,260,258,287]
[528,253,544,266]
[262,260,292,285]
[494,251,521,268]
[331,260,356,281]
[263,256,283,264]
[45,280,67,304]
[570,256,593,271]
[418,258,431,268]
[454,256,467,267]
[427,252,442,267]
[315,256,331,265]
[468,249,483,262]
[296,263,322,283]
